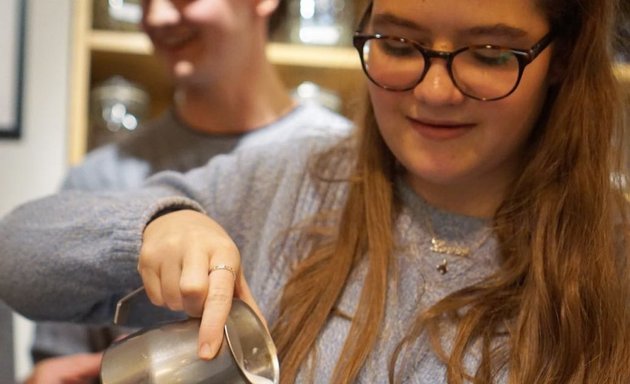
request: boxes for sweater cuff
[144,197,207,227]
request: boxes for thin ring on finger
[209,264,236,281]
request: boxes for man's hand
[25,352,102,384]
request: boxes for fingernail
[199,343,213,360]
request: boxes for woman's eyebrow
[371,13,528,39]
[372,13,430,33]
[463,24,528,39]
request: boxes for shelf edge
[267,42,360,69]
[89,31,360,68]
[89,30,153,54]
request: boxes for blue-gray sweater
[0,128,500,382]
[30,102,352,361]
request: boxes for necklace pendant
[436,259,448,274]
[430,238,470,257]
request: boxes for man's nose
[142,0,180,28]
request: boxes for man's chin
[172,61,195,80]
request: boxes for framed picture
[0,0,26,139]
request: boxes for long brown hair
[270,0,630,382]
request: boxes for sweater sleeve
[0,135,337,324]
[60,144,152,192]
[0,187,204,323]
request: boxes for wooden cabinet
[68,0,364,165]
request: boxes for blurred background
[0,0,627,382]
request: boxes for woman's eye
[379,39,417,57]
[469,48,515,66]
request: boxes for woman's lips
[407,117,476,141]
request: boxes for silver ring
[209,264,236,281]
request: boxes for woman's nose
[142,0,181,28]
[412,60,465,106]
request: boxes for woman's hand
[138,209,261,360]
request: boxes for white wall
[0,0,72,380]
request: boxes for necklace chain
[422,206,492,259]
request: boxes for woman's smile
[406,116,476,141]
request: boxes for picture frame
[0,0,26,139]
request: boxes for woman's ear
[256,0,280,18]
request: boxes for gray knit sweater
[0,130,501,382]
[31,102,353,361]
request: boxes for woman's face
[141,0,257,86]
[367,0,554,214]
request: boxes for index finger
[197,265,236,359]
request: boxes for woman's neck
[404,170,514,219]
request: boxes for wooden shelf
[267,42,359,69]
[89,30,153,54]
[88,30,360,69]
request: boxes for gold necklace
[421,206,493,274]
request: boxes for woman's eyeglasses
[352,2,554,101]
[352,32,554,101]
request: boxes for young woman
[0,0,628,382]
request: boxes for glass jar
[88,76,150,149]
[93,0,143,32]
[287,0,354,46]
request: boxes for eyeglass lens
[360,38,522,100]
